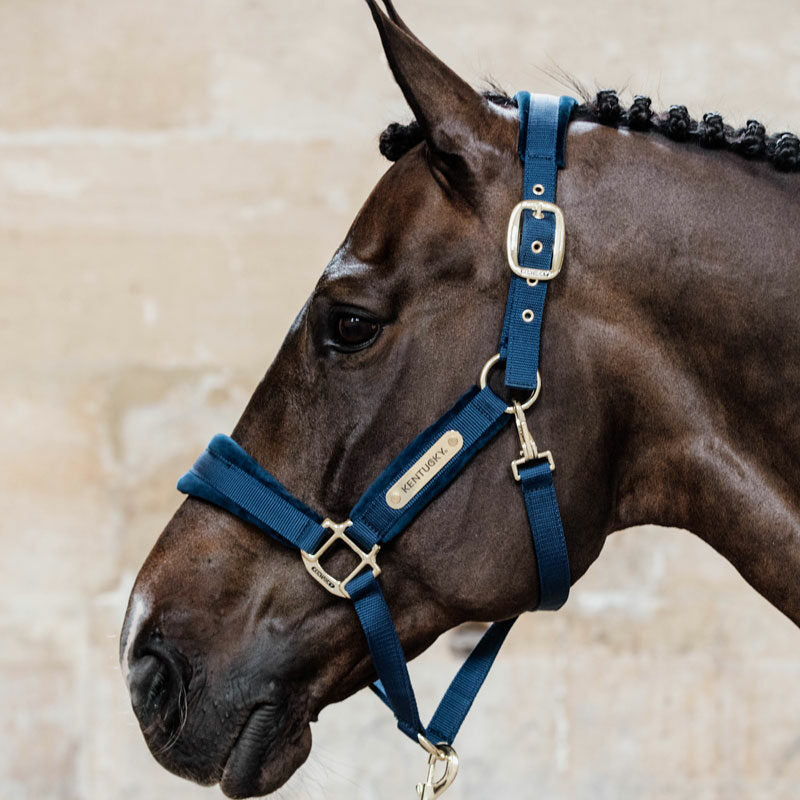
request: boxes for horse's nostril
[127,641,188,733]
[129,654,168,721]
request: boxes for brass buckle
[510,400,555,481]
[417,734,459,800]
[300,519,380,599]
[506,199,565,281]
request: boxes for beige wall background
[2,1,799,799]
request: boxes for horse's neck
[562,124,800,625]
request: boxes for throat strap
[519,459,570,609]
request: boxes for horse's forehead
[321,148,449,281]
[322,246,372,281]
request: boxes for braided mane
[379,90,800,173]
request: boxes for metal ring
[418,733,447,760]
[522,309,535,322]
[531,240,543,254]
[532,183,545,196]
[478,353,541,413]
[526,277,539,287]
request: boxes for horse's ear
[365,0,504,200]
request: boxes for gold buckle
[416,734,459,800]
[506,199,565,281]
[510,400,555,481]
[300,519,380,599]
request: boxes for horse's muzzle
[220,702,287,798]
[121,593,313,797]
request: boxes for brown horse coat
[121,2,800,796]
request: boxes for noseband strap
[178,93,575,761]
[179,386,509,740]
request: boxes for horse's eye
[329,310,381,351]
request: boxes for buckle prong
[301,519,380,599]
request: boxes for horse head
[120,1,800,798]
[121,5,595,794]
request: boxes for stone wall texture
[2,1,799,799]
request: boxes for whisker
[153,681,189,756]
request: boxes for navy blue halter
[178,92,575,773]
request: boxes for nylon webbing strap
[178,387,507,558]
[499,91,574,610]
[366,611,518,744]
[500,93,576,391]
[349,387,508,549]
[424,616,516,743]
[177,434,325,553]
[347,571,423,738]
[519,459,571,609]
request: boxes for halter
[178,92,575,799]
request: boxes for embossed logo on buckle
[506,199,565,281]
[300,519,380,599]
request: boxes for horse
[119,1,800,797]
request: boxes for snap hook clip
[416,735,459,800]
[511,400,555,480]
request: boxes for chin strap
[177,92,575,798]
